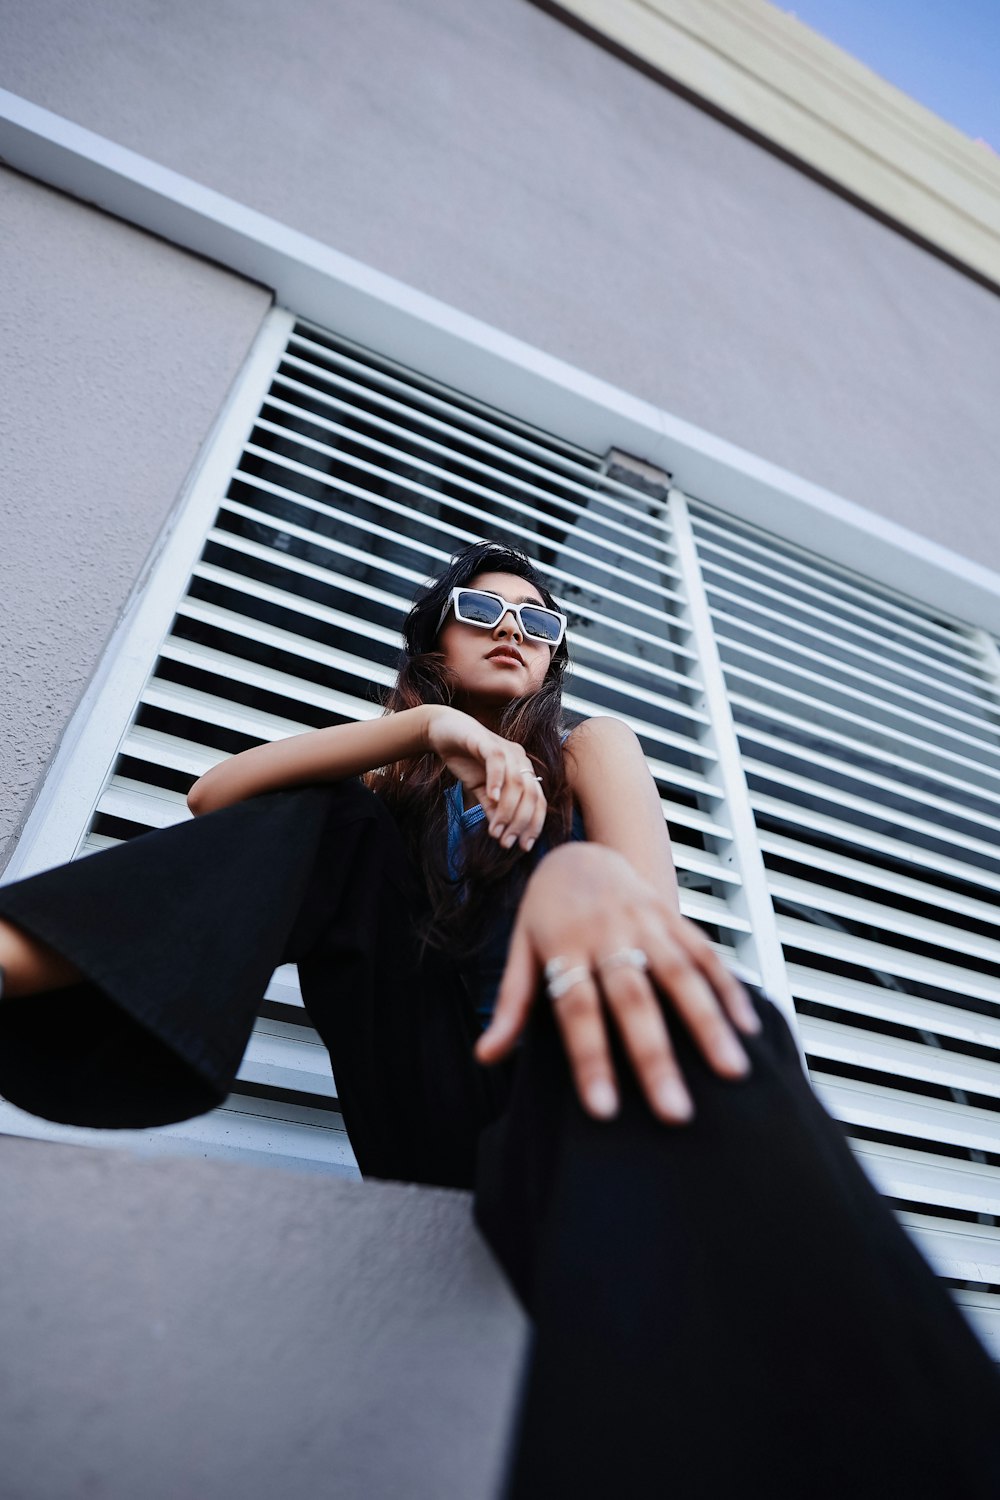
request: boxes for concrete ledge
[0,1135,528,1500]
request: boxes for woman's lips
[486,646,525,666]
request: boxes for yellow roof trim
[542,0,1000,286]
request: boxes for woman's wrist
[416,702,442,753]
[527,840,632,888]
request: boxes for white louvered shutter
[2,321,755,1173]
[681,493,1000,1361]
[2,316,997,1360]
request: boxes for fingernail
[741,992,763,1032]
[502,832,516,849]
[524,836,535,852]
[720,1034,751,1076]
[493,823,506,838]
[587,1080,619,1118]
[657,1079,694,1121]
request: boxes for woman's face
[437,570,554,715]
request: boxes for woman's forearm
[186,706,432,816]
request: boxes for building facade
[2,0,999,1464]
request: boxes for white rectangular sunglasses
[438,586,567,646]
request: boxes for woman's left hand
[475,842,761,1123]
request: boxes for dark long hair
[367,540,574,959]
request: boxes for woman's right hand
[423,705,547,852]
[477,842,759,1123]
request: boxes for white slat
[239,1020,337,1101]
[678,890,752,935]
[767,868,1000,966]
[254,408,680,584]
[717,629,1000,764]
[786,965,1000,1052]
[760,829,1000,929]
[950,1292,1000,1359]
[749,779,1000,889]
[698,543,978,667]
[729,675,1000,802]
[702,574,995,711]
[711,602,1000,737]
[0,1094,357,1177]
[266,377,676,561]
[142,677,319,741]
[777,916,1000,1005]
[850,1138,1000,1216]
[814,1073,1000,1156]
[896,1211,1000,1286]
[689,506,980,653]
[801,1016,1000,1101]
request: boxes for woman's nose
[492,609,523,642]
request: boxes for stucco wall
[3,0,1000,573]
[0,168,270,869]
[0,1134,526,1499]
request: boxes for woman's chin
[456,684,524,716]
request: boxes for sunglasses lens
[456,589,503,626]
[520,605,562,642]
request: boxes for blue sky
[772,0,1000,152]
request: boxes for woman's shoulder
[562,717,647,797]
[562,716,642,753]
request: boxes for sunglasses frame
[437,586,568,647]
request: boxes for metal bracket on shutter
[601,449,672,502]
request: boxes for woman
[0,539,997,1497]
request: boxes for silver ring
[597,946,649,975]
[519,770,543,782]
[546,964,592,1001]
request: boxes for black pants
[1,782,997,1497]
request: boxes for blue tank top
[444,765,586,1024]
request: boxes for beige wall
[4,0,1000,575]
[0,168,271,867]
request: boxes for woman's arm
[563,715,680,909]
[477,716,760,1122]
[186,705,547,851]
[187,708,434,816]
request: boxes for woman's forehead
[468,570,546,604]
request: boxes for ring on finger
[596,946,649,975]
[519,770,543,782]
[546,964,592,1001]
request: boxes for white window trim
[2,87,999,640]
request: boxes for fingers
[476,922,538,1063]
[598,959,693,1122]
[481,844,758,1126]
[682,927,761,1035]
[552,934,748,1124]
[640,911,751,1079]
[486,752,546,852]
[547,967,620,1119]
[483,748,509,807]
